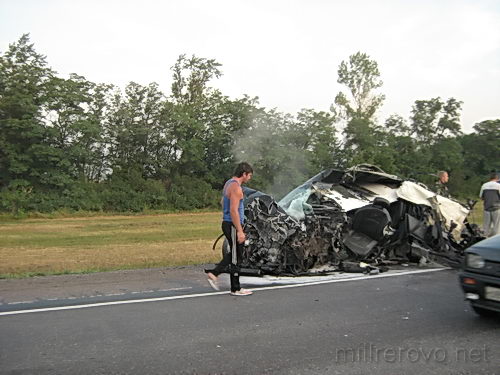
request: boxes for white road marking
[0,268,448,317]
[2,287,194,306]
[157,287,192,292]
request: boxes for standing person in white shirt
[479,172,500,237]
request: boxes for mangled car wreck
[219,165,483,276]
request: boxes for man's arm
[227,183,245,243]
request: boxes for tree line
[0,35,498,214]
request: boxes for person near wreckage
[479,172,500,237]
[434,170,451,198]
[207,162,254,296]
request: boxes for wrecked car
[221,164,483,276]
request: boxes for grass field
[466,200,484,227]
[0,212,222,278]
[0,203,485,278]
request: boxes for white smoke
[232,110,311,199]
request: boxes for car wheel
[471,305,497,318]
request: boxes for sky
[1,0,499,133]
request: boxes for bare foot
[207,272,218,282]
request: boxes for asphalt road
[1,269,499,375]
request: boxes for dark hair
[234,162,253,177]
[490,172,499,180]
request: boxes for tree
[460,119,500,195]
[0,34,55,191]
[331,52,385,166]
[384,114,410,137]
[0,35,489,212]
[201,95,259,187]
[82,82,114,182]
[44,74,114,183]
[292,109,341,171]
[170,54,222,105]
[106,82,167,177]
[332,52,385,121]
[167,55,226,179]
[409,97,462,144]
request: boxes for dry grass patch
[0,241,221,275]
[467,200,484,227]
[0,212,223,277]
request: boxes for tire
[471,304,498,318]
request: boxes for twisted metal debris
[236,165,483,276]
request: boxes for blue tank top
[222,179,244,224]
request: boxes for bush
[167,175,220,210]
[0,169,222,214]
[98,171,169,212]
[0,180,33,215]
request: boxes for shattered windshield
[278,183,313,221]
[278,169,345,219]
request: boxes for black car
[460,234,500,317]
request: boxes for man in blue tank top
[207,162,254,296]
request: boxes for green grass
[467,200,483,227]
[0,212,223,278]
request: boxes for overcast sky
[1,0,499,132]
